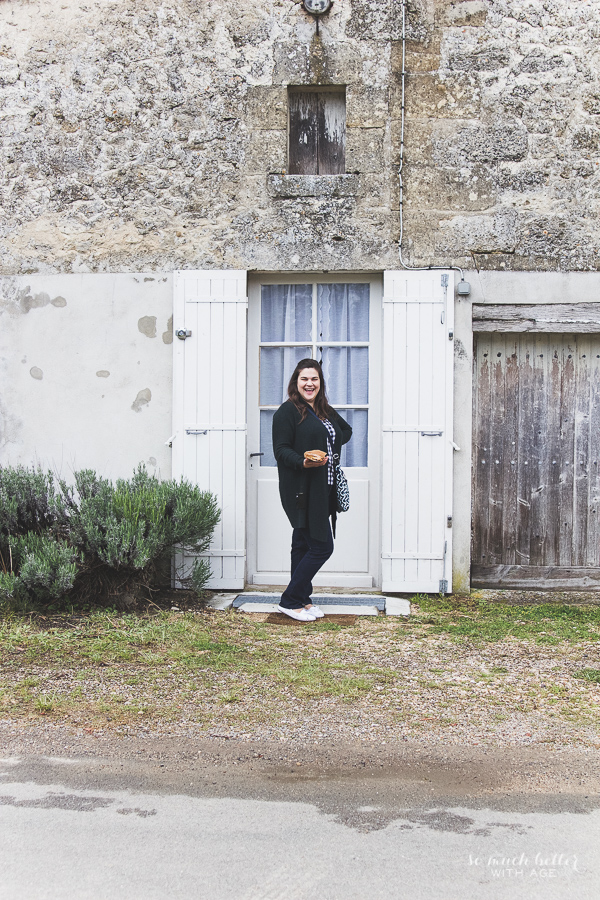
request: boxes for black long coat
[272,400,352,542]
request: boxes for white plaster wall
[0,273,173,481]
[469,271,600,306]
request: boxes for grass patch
[410,595,600,644]
[574,668,600,684]
[258,656,374,700]
[0,609,387,723]
[35,693,60,714]
[0,611,243,669]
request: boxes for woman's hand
[303,456,328,468]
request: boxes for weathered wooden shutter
[172,270,247,590]
[288,90,346,175]
[381,270,454,593]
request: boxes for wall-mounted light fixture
[303,0,332,15]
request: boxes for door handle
[249,452,264,458]
[421,431,443,436]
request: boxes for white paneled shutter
[381,270,454,593]
[172,270,248,590]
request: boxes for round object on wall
[303,0,332,15]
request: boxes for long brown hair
[287,358,334,421]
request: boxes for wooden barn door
[472,333,600,589]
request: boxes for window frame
[257,279,372,467]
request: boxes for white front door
[247,275,381,588]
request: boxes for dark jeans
[279,523,334,609]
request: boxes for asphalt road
[0,735,599,900]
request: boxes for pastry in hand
[304,449,327,462]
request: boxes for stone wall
[1,0,599,274]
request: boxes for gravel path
[2,608,599,752]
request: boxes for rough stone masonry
[0,0,599,274]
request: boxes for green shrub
[0,465,220,611]
[13,534,80,601]
[0,465,68,537]
[0,571,19,604]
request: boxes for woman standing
[272,358,352,622]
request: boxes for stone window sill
[267,174,359,199]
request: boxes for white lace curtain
[259,284,369,467]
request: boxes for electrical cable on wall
[398,0,470,295]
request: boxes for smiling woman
[272,358,352,622]
[297,369,320,405]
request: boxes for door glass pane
[337,409,368,467]
[321,347,369,405]
[260,410,276,466]
[317,283,369,341]
[261,284,312,342]
[258,281,371,469]
[260,347,312,405]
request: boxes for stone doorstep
[384,597,412,617]
[205,593,410,617]
[238,602,380,616]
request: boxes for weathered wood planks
[472,333,600,588]
[473,303,600,333]
[288,91,319,176]
[288,90,345,175]
[471,565,600,590]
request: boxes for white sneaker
[277,605,317,622]
[305,605,325,618]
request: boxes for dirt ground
[1,724,600,824]
[2,589,600,804]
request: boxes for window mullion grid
[259,341,369,348]
[258,342,316,348]
[317,342,370,348]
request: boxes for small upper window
[288,87,346,175]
